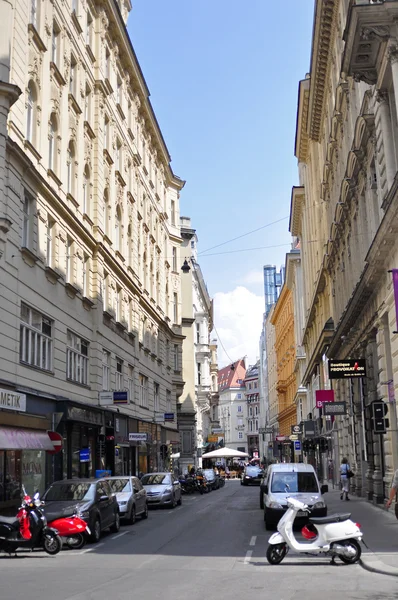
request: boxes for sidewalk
[327,488,398,576]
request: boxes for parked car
[105,476,148,524]
[141,473,182,508]
[42,478,120,543]
[261,463,328,530]
[202,469,219,490]
[241,465,263,486]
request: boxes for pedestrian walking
[385,469,398,513]
[340,457,351,501]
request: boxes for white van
[261,463,328,530]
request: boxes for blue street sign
[294,441,301,452]
[164,413,174,421]
[113,391,128,404]
[80,448,90,463]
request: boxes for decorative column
[375,91,396,195]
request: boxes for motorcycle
[0,487,62,556]
[195,472,210,494]
[46,507,90,550]
[179,477,196,495]
[266,494,363,565]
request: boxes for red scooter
[47,508,90,550]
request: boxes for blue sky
[128,1,314,365]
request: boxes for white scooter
[266,495,363,565]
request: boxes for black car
[241,465,263,486]
[42,478,120,543]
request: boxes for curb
[360,555,398,577]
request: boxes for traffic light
[319,438,327,453]
[372,401,389,434]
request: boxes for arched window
[104,189,111,238]
[67,141,76,196]
[48,113,58,172]
[26,82,36,144]
[83,164,90,215]
[115,205,122,252]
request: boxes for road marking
[249,536,257,546]
[244,550,253,565]
[77,542,105,555]
[111,532,128,540]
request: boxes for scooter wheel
[266,543,287,565]
[66,533,86,550]
[43,534,62,556]
[337,539,362,564]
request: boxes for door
[96,481,113,527]
[132,477,145,514]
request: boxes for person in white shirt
[340,457,351,501]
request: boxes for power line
[212,322,235,366]
[198,216,289,256]
[199,243,291,258]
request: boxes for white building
[218,359,247,453]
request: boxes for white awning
[0,427,54,450]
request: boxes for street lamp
[181,259,190,273]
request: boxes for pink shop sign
[0,427,53,450]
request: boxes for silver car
[106,476,148,524]
[141,473,182,508]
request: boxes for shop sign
[96,469,111,478]
[324,401,347,416]
[67,406,103,426]
[315,389,335,409]
[80,448,90,463]
[129,433,147,442]
[98,391,129,406]
[164,412,175,422]
[154,413,165,423]
[291,424,302,435]
[0,388,26,412]
[294,440,301,453]
[276,435,286,441]
[113,391,128,405]
[212,428,223,434]
[303,420,316,438]
[207,435,218,443]
[328,359,366,379]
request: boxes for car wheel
[171,495,177,508]
[141,503,149,519]
[177,494,182,506]
[110,511,120,533]
[129,505,136,525]
[260,492,264,510]
[91,518,101,543]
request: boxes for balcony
[342,0,398,85]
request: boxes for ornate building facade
[0,0,185,507]
[291,0,398,500]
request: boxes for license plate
[297,510,306,517]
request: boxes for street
[1,481,397,600]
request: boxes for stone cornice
[308,0,338,142]
[289,186,305,236]
[294,78,310,162]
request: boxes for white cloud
[240,269,264,286]
[212,286,264,368]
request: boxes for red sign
[47,431,63,455]
[316,389,334,409]
[275,435,286,441]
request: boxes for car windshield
[43,482,95,502]
[271,472,318,493]
[203,470,215,479]
[246,466,262,475]
[141,474,171,485]
[107,479,131,493]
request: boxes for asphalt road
[1,481,397,600]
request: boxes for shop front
[114,415,129,475]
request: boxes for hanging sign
[324,401,347,416]
[328,359,366,379]
[316,389,335,408]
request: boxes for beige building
[291,0,398,500]
[0,0,185,505]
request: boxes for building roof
[244,362,259,380]
[217,359,246,392]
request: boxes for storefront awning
[0,427,54,450]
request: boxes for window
[249,407,253,417]
[65,236,73,284]
[102,350,110,389]
[173,344,179,371]
[250,421,253,432]
[51,23,60,66]
[105,47,111,80]
[86,10,93,48]
[115,358,123,390]
[22,193,33,249]
[66,141,75,196]
[84,85,91,123]
[154,383,160,412]
[20,304,53,371]
[116,139,122,172]
[166,390,171,413]
[104,189,111,238]
[172,247,177,271]
[67,331,88,385]
[255,406,258,416]
[83,165,90,215]
[115,286,121,322]
[197,362,201,385]
[128,365,134,403]
[170,200,176,226]
[69,55,77,96]
[46,218,55,267]
[72,0,79,14]
[173,293,178,323]
[30,0,38,27]
[238,432,243,440]
[255,419,258,431]
[116,77,122,106]
[104,116,109,151]
[82,254,89,297]
[237,405,242,413]
[236,393,242,400]
[115,205,122,252]
[26,82,36,144]
[196,322,200,344]
[139,374,148,408]
[48,113,57,172]
[165,339,170,366]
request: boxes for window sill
[66,378,90,389]
[20,246,39,267]
[142,165,148,176]
[20,360,54,376]
[28,23,47,52]
[82,296,95,309]
[103,234,113,246]
[24,140,41,161]
[50,62,66,86]
[71,10,83,34]
[83,213,94,227]
[115,250,125,263]
[45,265,62,284]
[103,149,114,165]
[65,281,80,298]
[68,93,82,115]
[84,121,96,140]
[47,169,62,187]
[149,179,154,189]
[116,320,127,331]
[115,170,126,187]
[104,78,113,95]
[66,192,79,209]
[127,191,136,204]
[86,44,96,64]
[128,127,135,141]
[116,103,125,120]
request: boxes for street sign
[328,359,366,379]
[129,433,147,442]
[164,412,175,422]
[154,413,165,423]
[113,391,128,404]
[79,448,90,463]
[294,440,301,453]
[47,431,63,455]
[324,401,347,416]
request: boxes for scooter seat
[0,515,19,527]
[309,513,351,525]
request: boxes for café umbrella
[201,447,249,459]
